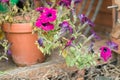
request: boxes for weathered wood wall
[95,0,112,27]
[76,0,112,27]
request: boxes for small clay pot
[2,23,45,66]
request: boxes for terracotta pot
[2,23,45,66]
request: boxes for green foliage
[65,47,97,69]
[0,40,9,60]
[10,0,19,5]
[0,71,6,75]
[0,0,99,70]
[43,43,53,55]
[0,3,8,13]
[35,1,99,69]
[0,0,38,24]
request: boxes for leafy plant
[0,0,112,69]
[0,0,38,23]
[0,39,10,60]
[34,0,100,69]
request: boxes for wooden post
[111,0,120,65]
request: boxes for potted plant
[0,0,45,66]
[0,0,116,71]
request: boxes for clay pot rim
[2,23,34,33]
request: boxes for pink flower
[78,14,95,27]
[78,14,88,24]
[100,46,112,62]
[40,8,57,22]
[59,21,73,34]
[106,41,118,50]
[35,19,41,27]
[35,19,54,31]
[58,0,82,7]
[36,7,45,13]
[58,0,71,7]
[64,37,75,49]
[1,0,9,3]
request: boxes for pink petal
[100,46,112,62]
[41,23,54,31]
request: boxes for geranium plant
[0,0,115,68]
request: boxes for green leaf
[65,56,74,66]
[43,43,53,55]
[54,34,59,40]
[10,0,19,5]
[0,71,6,75]
[0,3,8,13]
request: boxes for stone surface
[0,50,84,80]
